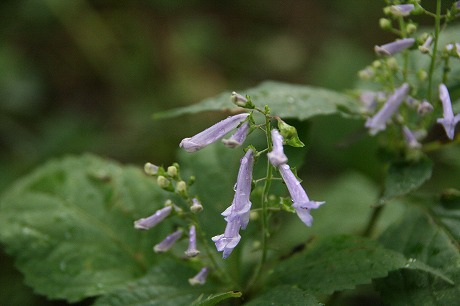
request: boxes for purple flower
[267,129,288,167]
[417,100,433,116]
[375,38,415,56]
[231,91,248,106]
[185,225,200,257]
[222,122,250,148]
[180,113,250,152]
[365,83,410,135]
[419,35,433,53]
[402,126,422,149]
[389,4,415,16]
[134,206,172,230]
[212,149,254,258]
[437,84,460,140]
[278,164,324,227]
[153,230,183,253]
[188,267,209,286]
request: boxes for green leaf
[154,81,358,120]
[192,291,242,306]
[0,154,172,302]
[270,235,450,295]
[94,260,216,306]
[245,285,320,306]
[382,157,433,200]
[376,205,460,305]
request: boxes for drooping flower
[134,206,172,230]
[389,4,415,16]
[267,129,288,166]
[402,126,422,149]
[222,121,250,148]
[185,225,200,257]
[153,230,183,253]
[365,83,410,135]
[278,164,324,227]
[437,84,460,140]
[375,38,415,56]
[190,198,203,213]
[212,149,254,258]
[180,113,250,152]
[188,267,209,286]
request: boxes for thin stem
[362,204,385,237]
[398,17,409,82]
[427,0,442,101]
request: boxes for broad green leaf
[154,81,358,120]
[376,205,460,305]
[244,285,319,306]
[192,290,242,306]
[94,260,216,306]
[270,235,450,295]
[0,154,172,302]
[382,157,433,200]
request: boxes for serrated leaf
[94,260,215,306]
[382,157,433,200]
[154,81,358,120]
[0,154,172,302]
[270,235,450,295]
[376,205,460,305]
[192,290,242,306]
[245,285,320,306]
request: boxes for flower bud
[190,198,203,213]
[157,176,172,190]
[379,18,392,30]
[144,163,159,176]
[176,180,188,197]
[167,165,178,178]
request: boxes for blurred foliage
[0,0,398,305]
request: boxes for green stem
[398,17,409,82]
[427,0,442,101]
[362,204,385,237]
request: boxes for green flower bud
[144,162,159,175]
[406,23,417,34]
[379,18,392,30]
[417,69,428,81]
[157,176,173,191]
[167,165,178,178]
[176,180,188,197]
[386,57,399,70]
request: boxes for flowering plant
[1,1,460,305]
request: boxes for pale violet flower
[402,126,422,149]
[375,38,415,56]
[190,198,203,213]
[437,84,460,140]
[267,129,288,167]
[134,206,172,230]
[365,83,410,135]
[188,267,209,286]
[153,230,183,253]
[222,121,250,148]
[212,149,254,258]
[417,100,434,116]
[180,113,250,152]
[389,4,415,16]
[419,35,433,53]
[185,225,200,257]
[278,164,324,227]
[445,43,460,58]
[231,91,248,106]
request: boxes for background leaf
[270,235,450,295]
[244,285,319,306]
[376,203,460,305]
[154,81,359,120]
[192,290,242,306]
[94,260,217,306]
[0,154,173,302]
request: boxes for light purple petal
[180,113,249,152]
[185,225,200,257]
[437,84,460,140]
[267,129,288,166]
[389,4,415,16]
[402,126,422,149]
[188,267,209,286]
[134,206,172,230]
[153,230,183,253]
[222,122,250,148]
[375,38,415,56]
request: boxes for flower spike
[437,84,460,140]
[375,38,415,56]
[153,230,183,253]
[278,164,324,227]
[180,113,250,152]
[267,129,288,167]
[365,83,410,135]
[134,206,172,230]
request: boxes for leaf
[192,291,242,306]
[244,285,319,306]
[94,260,216,306]
[154,81,359,120]
[270,235,450,295]
[382,157,433,200]
[376,205,460,305]
[0,154,172,302]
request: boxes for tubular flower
[389,4,415,16]
[212,149,254,258]
[437,84,460,140]
[402,126,422,149]
[222,121,250,148]
[278,164,325,227]
[180,113,250,152]
[267,129,288,166]
[134,206,172,230]
[365,83,410,135]
[153,230,183,253]
[185,225,200,257]
[188,267,209,286]
[375,38,415,56]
